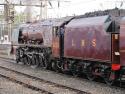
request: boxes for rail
[0,60,90,94]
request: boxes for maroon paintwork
[21,22,43,42]
[52,37,60,57]
[64,16,112,62]
[120,17,125,66]
[19,21,53,47]
[112,33,120,63]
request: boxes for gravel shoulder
[0,59,124,94]
[0,67,78,94]
[0,77,42,94]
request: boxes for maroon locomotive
[11,9,125,85]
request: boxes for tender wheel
[71,63,80,77]
[61,62,70,74]
[86,65,96,81]
[56,61,62,72]
[104,68,114,85]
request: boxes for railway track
[0,57,90,94]
[0,74,51,94]
[0,57,125,93]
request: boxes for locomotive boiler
[11,13,125,85]
[12,20,53,67]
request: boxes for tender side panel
[64,16,112,62]
[120,17,125,66]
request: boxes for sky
[52,0,125,17]
[0,0,125,18]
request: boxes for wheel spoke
[86,65,95,81]
[71,64,79,77]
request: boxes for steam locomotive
[11,9,125,85]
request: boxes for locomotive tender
[11,10,125,85]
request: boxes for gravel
[0,67,77,94]
[0,59,124,94]
[0,77,42,94]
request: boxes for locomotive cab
[52,17,73,58]
[52,26,60,57]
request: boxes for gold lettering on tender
[81,40,85,47]
[92,39,96,47]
